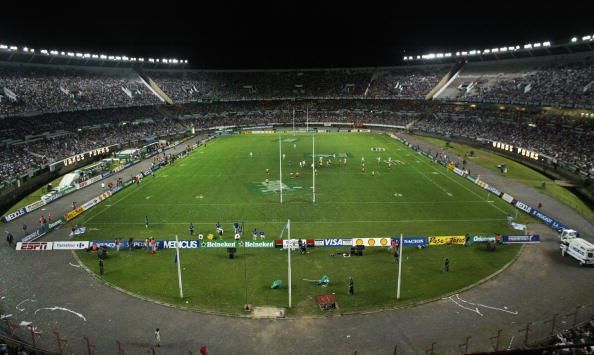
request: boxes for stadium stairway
[134,68,174,105]
[425,60,466,100]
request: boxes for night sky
[1,1,593,69]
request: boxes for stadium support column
[312,134,316,203]
[279,134,283,204]
[175,235,184,299]
[397,234,403,300]
[287,219,292,308]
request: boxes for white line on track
[16,298,36,312]
[455,294,518,315]
[34,307,87,321]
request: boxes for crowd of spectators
[367,68,448,99]
[413,106,594,174]
[464,61,594,107]
[0,107,187,182]
[0,65,161,116]
[542,317,594,354]
[1,97,592,182]
[0,58,593,182]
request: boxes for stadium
[1,6,593,354]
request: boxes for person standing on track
[145,215,149,229]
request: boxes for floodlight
[84,53,90,58]
[491,48,499,53]
[542,41,551,47]
[61,51,65,55]
[533,43,541,48]
[582,35,591,41]
[67,52,75,56]
[41,49,48,54]
[445,53,451,57]
[507,46,514,51]
[455,51,460,56]
[500,47,507,52]
[139,58,145,62]
[402,56,407,61]
[523,44,532,49]
[23,47,29,52]
[515,45,520,50]
[461,51,468,55]
[149,58,154,62]
[416,55,421,59]
[9,46,17,51]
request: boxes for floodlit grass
[77,242,519,315]
[74,133,522,314]
[416,136,594,223]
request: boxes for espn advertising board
[428,236,466,246]
[501,235,540,244]
[53,241,90,250]
[352,237,392,247]
[16,242,53,251]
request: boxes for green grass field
[74,132,522,314]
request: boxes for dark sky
[1,1,593,69]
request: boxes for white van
[560,238,594,266]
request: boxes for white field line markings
[408,163,453,197]
[88,218,506,225]
[69,262,81,268]
[145,196,152,200]
[121,200,494,207]
[34,307,87,321]
[84,180,152,223]
[417,157,509,216]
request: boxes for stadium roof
[0,1,593,69]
